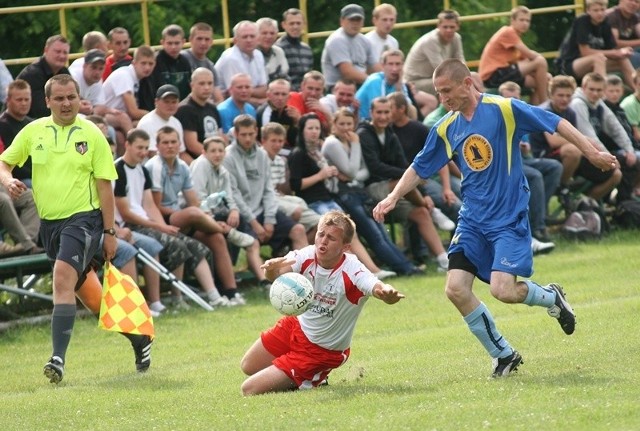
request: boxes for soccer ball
[269,272,314,316]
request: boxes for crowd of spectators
[1,0,639,314]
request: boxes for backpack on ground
[612,200,640,228]
[562,210,602,240]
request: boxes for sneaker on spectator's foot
[209,296,232,308]
[491,350,523,378]
[149,301,167,313]
[173,298,191,311]
[259,279,272,291]
[404,266,425,276]
[27,245,45,255]
[431,208,456,231]
[546,283,575,335]
[436,254,449,273]
[228,292,247,306]
[132,335,153,372]
[533,228,552,243]
[271,245,290,258]
[227,228,255,248]
[43,356,64,384]
[0,242,25,257]
[531,237,555,255]
[374,269,397,280]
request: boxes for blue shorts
[111,239,137,269]
[100,231,164,269]
[308,199,343,215]
[448,211,533,283]
[254,210,298,251]
[132,231,164,257]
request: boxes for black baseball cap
[155,84,180,99]
[85,49,106,64]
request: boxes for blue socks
[464,302,512,359]
[522,280,556,307]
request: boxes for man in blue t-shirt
[373,59,617,378]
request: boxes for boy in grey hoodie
[570,71,637,200]
[223,114,308,256]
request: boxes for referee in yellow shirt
[0,74,152,384]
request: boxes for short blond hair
[548,75,577,95]
[433,58,470,83]
[302,70,325,86]
[261,122,286,140]
[318,210,355,244]
[372,3,397,18]
[437,10,460,24]
[381,49,404,64]
[498,81,521,96]
[582,72,605,87]
[510,5,530,20]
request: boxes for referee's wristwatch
[103,227,117,236]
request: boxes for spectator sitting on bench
[571,72,639,202]
[529,74,621,201]
[115,128,234,309]
[0,80,34,187]
[189,135,272,290]
[498,81,559,253]
[479,6,550,105]
[0,182,42,256]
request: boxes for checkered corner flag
[99,262,155,338]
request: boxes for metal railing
[0,0,584,69]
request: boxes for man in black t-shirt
[16,35,71,119]
[555,0,634,88]
[0,79,33,185]
[256,79,300,150]
[174,68,223,159]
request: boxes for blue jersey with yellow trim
[411,95,561,228]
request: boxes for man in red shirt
[103,27,133,81]
[286,70,332,132]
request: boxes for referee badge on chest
[75,141,88,155]
[462,134,492,171]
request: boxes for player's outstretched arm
[373,283,405,304]
[261,257,296,282]
[556,118,617,171]
[372,166,422,222]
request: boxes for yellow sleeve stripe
[436,111,459,159]
[482,95,516,174]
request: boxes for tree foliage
[0,0,586,77]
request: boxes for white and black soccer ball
[269,272,314,316]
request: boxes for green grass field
[1,232,639,431]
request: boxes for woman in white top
[322,108,422,276]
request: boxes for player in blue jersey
[373,59,617,377]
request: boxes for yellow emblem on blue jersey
[462,134,492,171]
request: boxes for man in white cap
[71,49,133,152]
[321,4,381,91]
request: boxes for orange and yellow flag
[99,263,154,337]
